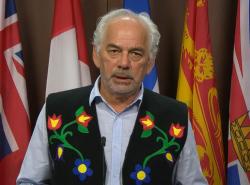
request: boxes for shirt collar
[89,76,144,108]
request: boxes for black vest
[46,86,188,185]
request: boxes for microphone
[101,136,106,185]
[101,136,106,147]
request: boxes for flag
[227,0,250,184]
[176,0,225,184]
[123,0,159,93]
[0,0,31,184]
[45,0,91,96]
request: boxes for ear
[146,58,155,74]
[92,46,100,68]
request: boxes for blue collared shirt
[17,78,207,185]
[89,77,143,185]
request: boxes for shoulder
[143,89,187,112]
[45,85,94,117]
[47,85,93,102]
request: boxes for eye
[129,51,143,61]
[107,48,120,56]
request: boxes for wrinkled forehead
[105,16,148,36]
[102,16,150,46]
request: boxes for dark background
[15,0,237,159]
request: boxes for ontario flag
[123,0,159,93]
[176,0,225,184]
[0,0,31,184]
[227,0,250,184]
[46,0,91,96]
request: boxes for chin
[111,86,138,96]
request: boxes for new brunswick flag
[227,0,250,184]
[176,0,225,184]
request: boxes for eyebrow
[106,43,145,53]
[129,48,145,53]
[106,44,121,50]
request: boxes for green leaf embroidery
[146,111,154,121]
[75,106,85,117]
[141,129,152,138]
[77,124,89,133]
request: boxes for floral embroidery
[139,113,155,130]
[130,164,151,185]
[139,112,155,138]
[48,106,93,182]
[48,114,62,130]
[76,112,92,127]
[73,159,93,182]
[130,111,185,184]
[55,145,64,160]
[164,151,174,162]
[169,123,185,138]
[75,106,93,133]
[75,106,93,128]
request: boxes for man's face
[93,17,154,98]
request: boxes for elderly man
[17,9,207,185]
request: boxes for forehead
[102,17,149,48]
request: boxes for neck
[100,89,140,113]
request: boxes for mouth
[113,74,133,83]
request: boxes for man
[17,9,207,185]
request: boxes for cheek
[100,60,117,75]
[132,64,149,79]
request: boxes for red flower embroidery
[76,112,93,127]
[48,114,62,130]
[139,115,155,130]
[169,123,185,138]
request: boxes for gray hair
[93,9,161,60]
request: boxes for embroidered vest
[46,86,188,185]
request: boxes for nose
[118,52,130,69]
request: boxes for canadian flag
[46,0,91,96]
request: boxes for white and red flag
[46,0,91,96]
[0,0,31,184]
[227,0,250,184]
